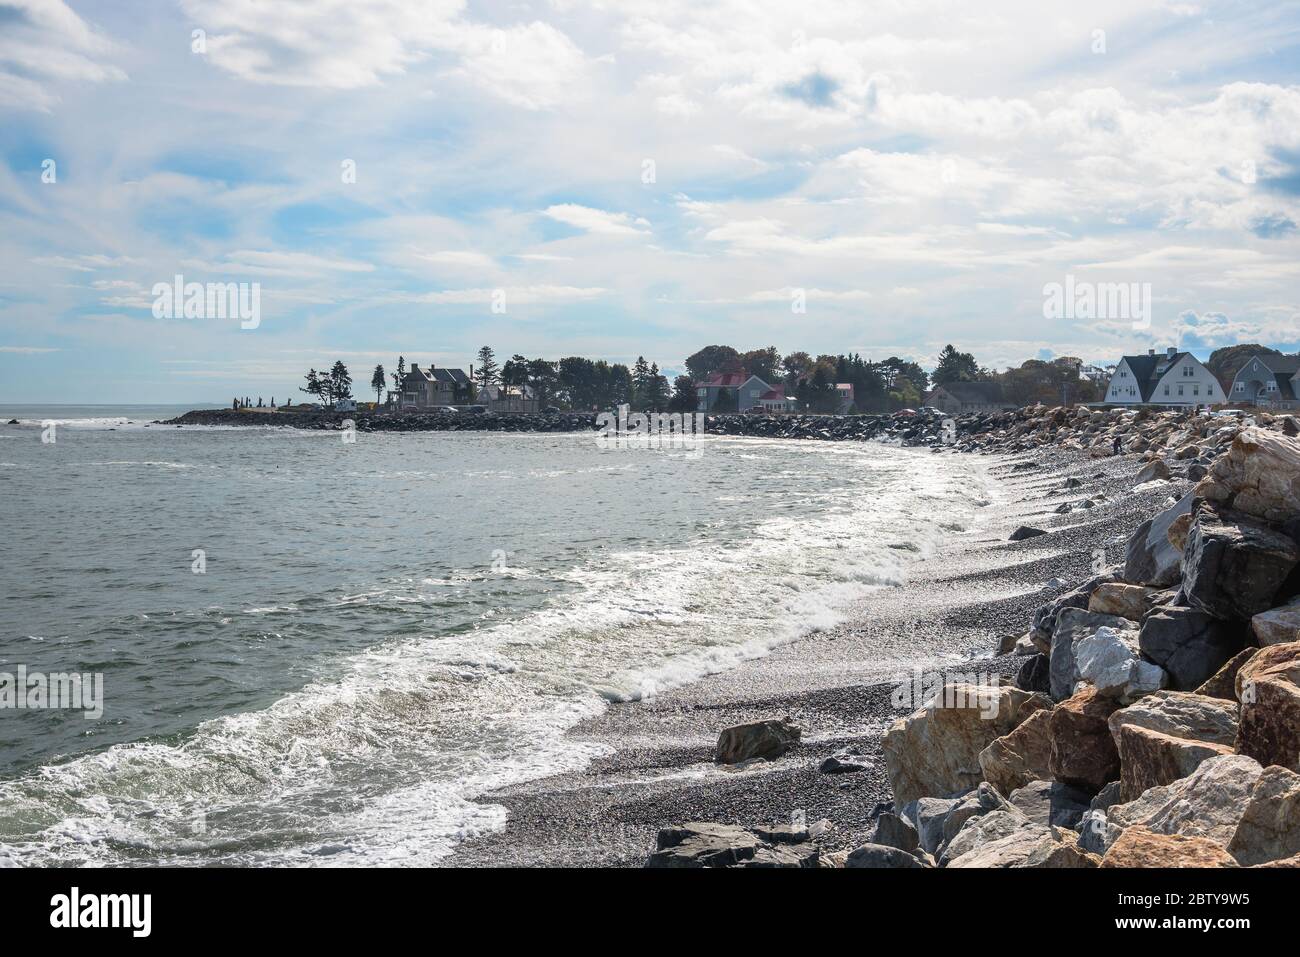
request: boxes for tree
[647,363,671,411]
[391,355,406,394]
[300,368,328,406]
[527,358,559,408]
[685,345,741,381]
[476,346,499,388]
[371,364,386,405]
[631,356,653,410]
[932,345,983,385]
[781,351,813,385]
[669,375,697,413]
[329,361,353,402]
[740,346,781,382]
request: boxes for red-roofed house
[835,383,855,413]
[756,385,796,412]
[696,372,774,412]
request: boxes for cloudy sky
[2,0,1299,403]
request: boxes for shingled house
[1103,347,1221,408]
[395,363,472,411]
[1228,353,1300,410]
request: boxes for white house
[1228,354,1300,410]
[1103,347,1222,408]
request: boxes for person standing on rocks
[1113,436,1122,456]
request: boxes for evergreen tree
[329,361,353,401]
[631,356,653,410]
[391,356,406,394]
[932,345,982,385]
[669,375,697,413]
[476,346,499,387]
[371,364,386,404]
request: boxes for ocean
[0,405,991,865]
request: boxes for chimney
[410,363,419,373]
[1167,347,1177,358]
[1148,349,1155,356]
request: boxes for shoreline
[444,444,1187,866]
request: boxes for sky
[2,0,1299,403]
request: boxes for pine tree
[371,364,386,405]
[476,346,499,388]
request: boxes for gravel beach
[447,446,1195,867]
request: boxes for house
[1103,347,1221,408]
[755,385,797,412]
[695,372,774,412]
[476,384,538,413]
[926,382,1015,415]
[1227,354,1300,410]
[834,383,855,413]
[395,363,472,411]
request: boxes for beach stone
[1235,641,1300,771]
[1074,624,1166,701]
[1107,690,1239,748]
[844,844,931,868]
[882,684,1047,805]
[645,823,761,867]
[908,796,964,855]
[1135,460,1172,484]
[1139,606,1245,691]
[1195,648,1258,700]
[1032,572,1120,640]
[1008,780,1091,828]
[1049,686,1122,793]
[1109,754,1262,847]
[1116,724,1233,802]
[1050,608,1135,701]
[1182,503,1299,620]
[1088,583,1158,621]
[715,718,801,764]
[1022,828,1101,868]
[940,808,1034,864]
[1101,827,1237,867]
[1015,653,1051,694]
[945,819,1052,868]
[1010,525,1047,541]
[1227,766,1300,865]
[1124,492,1195,587]
[979,708,1053,797]
[819,753,871,774]
[1078,810,1122,855]
[939,783,1011,851]
[870,813,918,853]
[1193,428,1300,524]
[1252,598,1300,646]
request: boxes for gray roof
[1232,354,1300,400]
[1120,352,1192,402]
[431,367,470,385]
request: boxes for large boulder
[1007,780,1091,828]
[1135,459,1172,484]
[1101,827,1237,867]
[882,684,1048,804]
[1227,766,1300,865]
[1252,598,1300,646]
[1088,583,1158,621]
[645,822,820,868]
[1139,606,1245,691]
[1194,428,1300,523]
[979,708,1053,796]
[1108,754,1263,848]
[843,843,931,868]
[1182,502,1299,620]
[1074,624,1166,701]
[1021,829,1101,868]
[1050,608,1136,701]
[1015,653,1051,694]
[1031,572,1120,649]
[870,813,918,853]
[1048,686,1122,793]
[1107,690,1239,748]
[1235,641,1300,772]
[1116,724,1234,801]
[715,718,801,764]
[942,810,1046,867]
[1124,492,1195,587]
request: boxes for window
[1164,385,1170,396]
[1236,382,1244,392]
[1194,385,1199,396]
[1208,384,1214,395]
[1178,385,1184,396]
[1268,381,1278,392]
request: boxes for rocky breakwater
[162,407,601,433]
[644,424,1300,868]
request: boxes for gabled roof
[431,367,470,384]
[1255,355,1300,375]
[758,386,786,400]
[700,372,750,388]
[932,381,1008,404]
[1118,352,1194,402]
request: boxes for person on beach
[1113,436,1122,455]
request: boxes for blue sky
[2,0,1300,402]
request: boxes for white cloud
[543,204,650,236]
[0,0,125,110]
